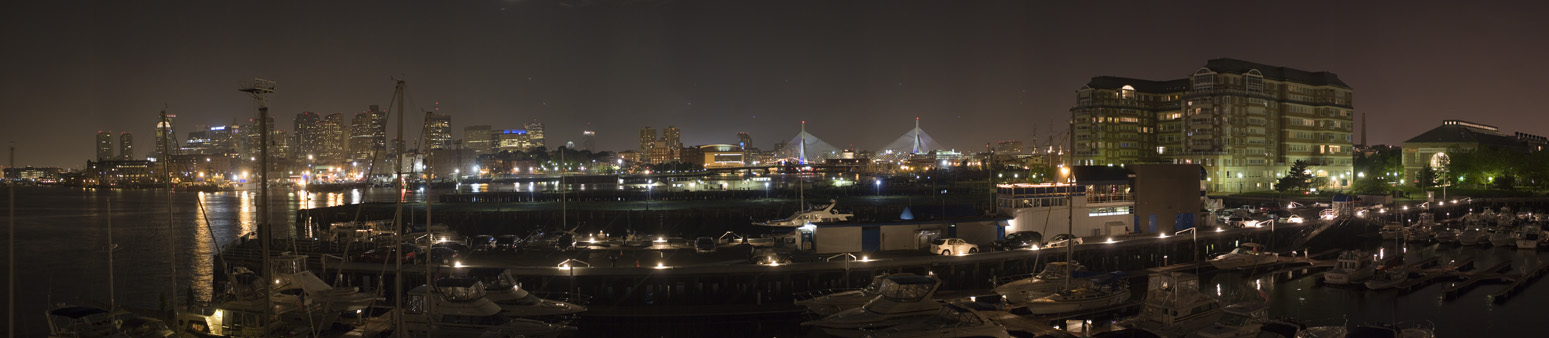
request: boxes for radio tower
[238,78,276,329]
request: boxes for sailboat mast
[107,196,115,310]
[7,145,13,338]
[161,108,179,330]
[238,78,276,326]
[390,80,407,334]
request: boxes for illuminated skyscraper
[294,112,321,160]
[96,131,113,161]
[663,126,682,161]
[319,113,347,163]
[524,121,545,149]
[153,111,176,160]
[737,132,754,165]
[426,112,452,150]
[639,127,656,155]
[465,125,493,154]
[118,132,134,160]
[581,130,596,152]
[349,105,387,161]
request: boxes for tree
[1274,160,1312,192]
[1416,165,1437,189]
[1494,173,1517,191]
[1351,177,1390,195]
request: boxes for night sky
[4,0,1549,168]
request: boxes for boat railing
[991,273,1041,286]
[530,291,593,306]
[792,287,861,301]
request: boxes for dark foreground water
[0,186,1541,336]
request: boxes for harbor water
[2,186,1544,336]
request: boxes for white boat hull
[1022,291,1131,315]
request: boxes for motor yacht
[1364,269,1409,290]
[797,273,912,316]
[1187,303,1269,338]
[1517,224,1541,249]
[399,278,576,338]
[479,269,588,318]
[1022,272,1132,315]
[1432,228,1459,244]
[1322,250,1375,285]
[1208,243,1278,270]
[1457,228,1486,246]
[1489,227,1517,247]
[1114,273,1221,337]
[1379,223,1404,240]
[1403,225,1434,243]
[755,199,853,227]
[802,275,944,338]
[270,254,378,314]
[858,303,1012,338]
[46,306,175,338]
[992,262,1096,304]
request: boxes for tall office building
[1071,58,1354,192]
[294,112,321,161]
[662,126,682,161]
[153,111,177,160]
[118,132,134,160]
[319,113,347,163]
[639,127,656,156]
[523,121,545,149]
[737,132,754,165]
[465,125,493,154]
[581,130,596,152]
[96,131,114,161]
[425,112,452,150]
[349,105,388,160]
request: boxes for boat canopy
[879,276,939,302]
[436,278,488,301]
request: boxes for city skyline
[6,1,1549,168]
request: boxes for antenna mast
[238,78,276,328]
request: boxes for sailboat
[801,275,945,338]
[1020,188,1130,315]
[993,262,1095,304]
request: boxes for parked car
[432,241,471,254]
[428,247,459,265]
[992,231,1043,251]
[694,237,717,254]
[494,235,520,252]
[1043,234,1083,249]
[470,235,496,251]
[749,247,792,265]
[930,238,979,255]
[355,244,422,263]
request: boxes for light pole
[558,259,590,296]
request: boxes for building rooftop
[1203,58,1350,88]
[1083,76,1190,93]
[1403,122,1522,149]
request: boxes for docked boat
[754,199,853,226]
[270,254,378,313]
[1432,228,1459,243]
[479,269,589,318]
[797,273,912,316]
[177,266,317,337]
[47,306,175,338]
[802,275,944,338]
[1022,272,1131,315]
[1187,302,1269,338]
[1457,228,1487,246]
[1115,272,1221,337]
[858,303,1012,338]
[1517,224,1541,249]
[993,262,1096,304]
[1364,269,1409,290]
[1403,225,1434,243]
[1208,243,1278,270]
[1489,227,1517,247]
[1379,223,1404,240]
[1322,250,1375,285]
[399,278,577,338]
